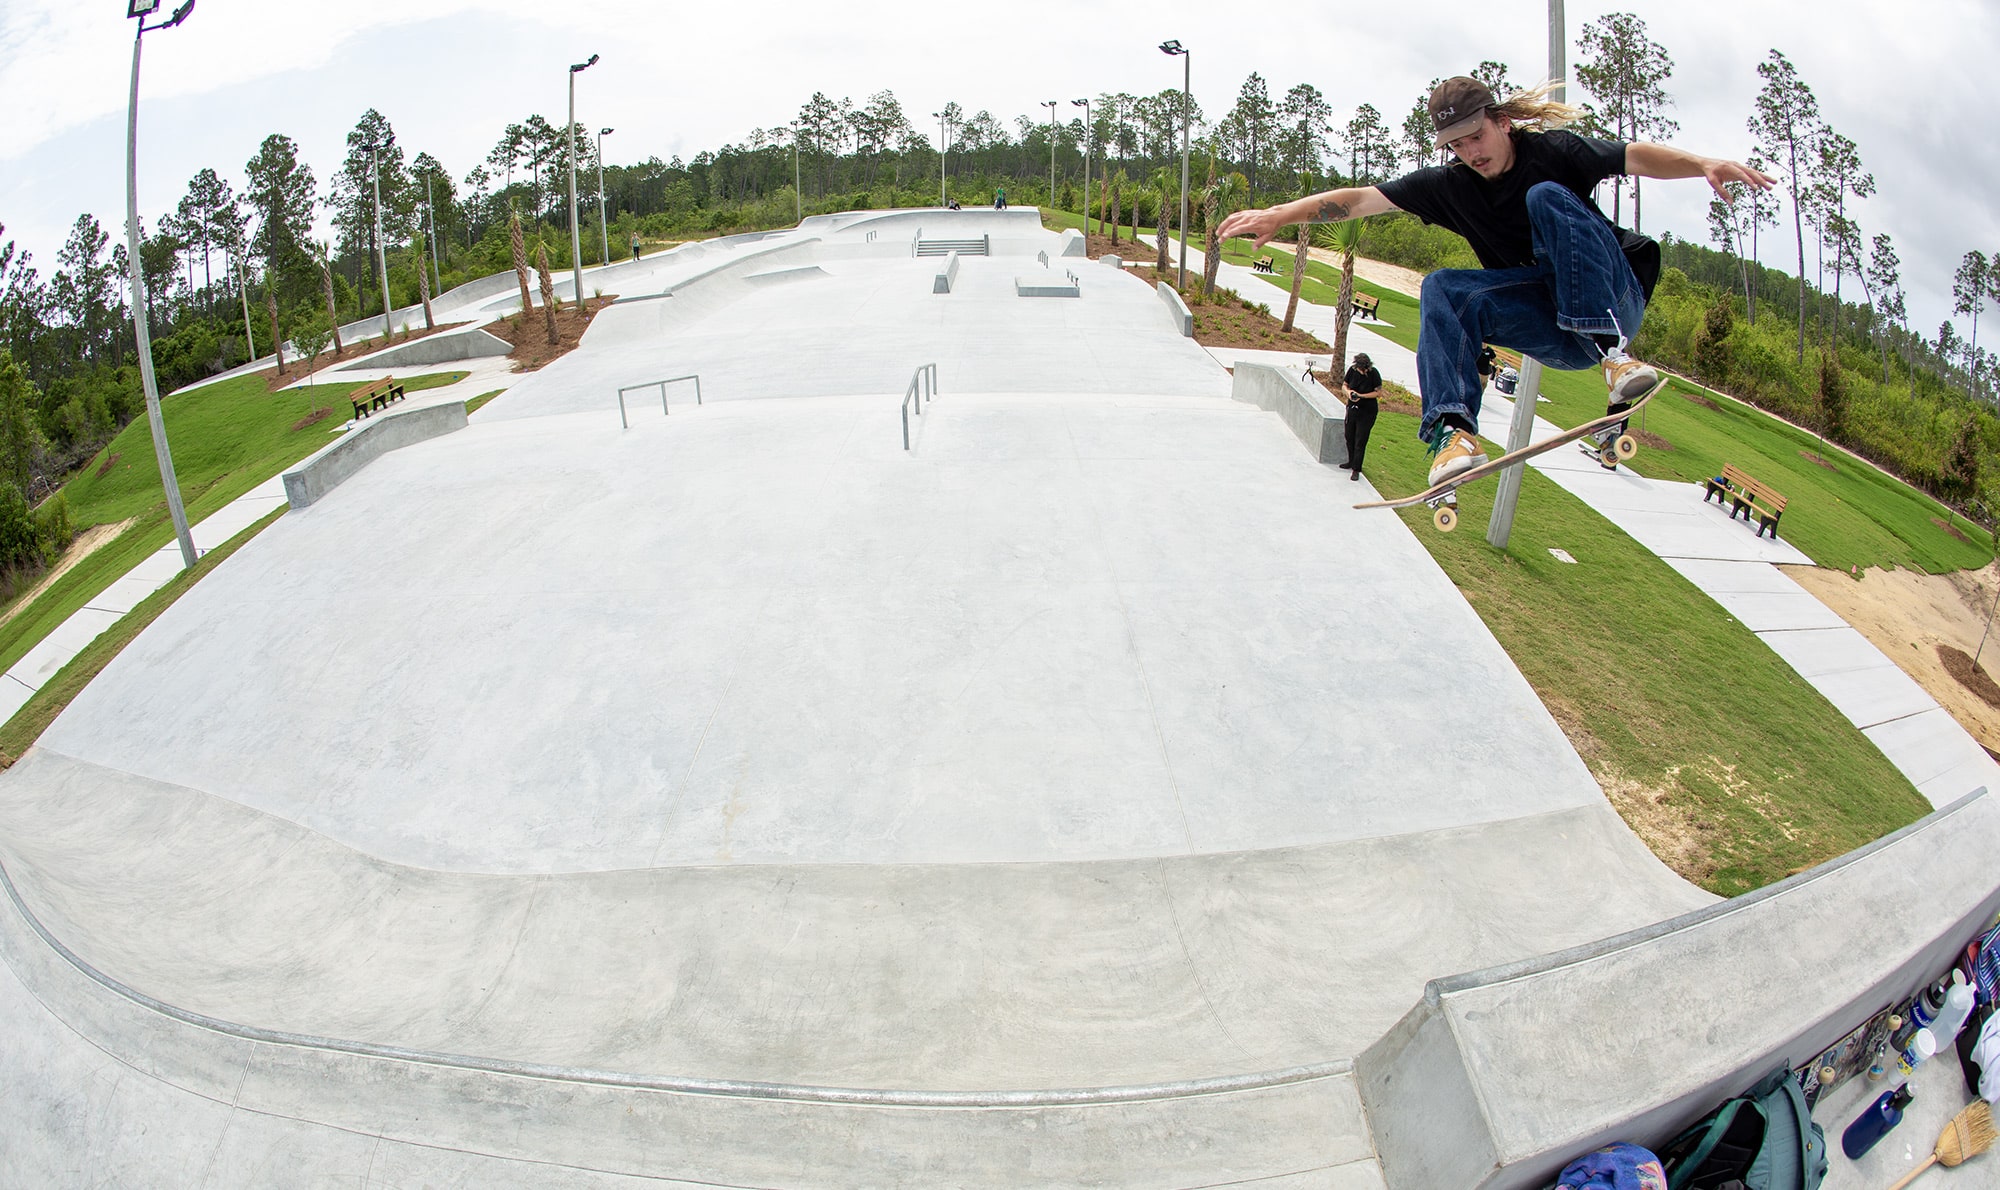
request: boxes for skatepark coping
[1360,787,2000,1189]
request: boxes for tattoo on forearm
[1313,198,1350,222]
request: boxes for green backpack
[1658,1065,1828,1190]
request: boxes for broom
[1886,1101,1995,1189]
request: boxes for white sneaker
[1603,350,1660,407]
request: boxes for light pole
[596,127,613,266]
[1040,100,1058,210]
[361,134,394,338]
[1160,40,1191,290]
[567,53,598,313]
[790,124,802,222]
[1072,98,1091,235]
[124,0,197,571]
[932,111,950,207]
[424,171,441,296]
[1487,0,1565,550]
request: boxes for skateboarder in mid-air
[1218,76,1773,486]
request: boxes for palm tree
[315,242,343,358]
[1152,166,1175,274]
[1107,169,1123,247]
[1198,166,1244,301]
[1281,221,1310,332]
[415,244,435,330]
[509,211,533,326]
[533,242,559,346]
[264,287,286,375]
[1319,219,1364,378]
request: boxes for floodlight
[128,0,161,18]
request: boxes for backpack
[1657,1064,1828,1190]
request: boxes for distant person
[1218,74,1772,487]
[1342,353,1383,482]
[994,187,1007,210]
[629,232,641,263]
[946,197,961,210]
[1476,345,1498,389]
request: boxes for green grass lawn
[0,369,466,678]
[1360,410,1932,896]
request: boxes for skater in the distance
[1342,353,1383,482]
[1218,76,1772,484]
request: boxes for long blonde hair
[1491,80,1585,133]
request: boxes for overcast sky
[2,0,1993,337]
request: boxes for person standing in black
[1342,353,1382,481]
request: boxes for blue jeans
[1414,182,1647,441]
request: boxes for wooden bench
[1703,463,1789,539]
[348,376,406,419]
[1351,292,1380,320]
[1252,256,1277,274]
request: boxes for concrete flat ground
[0,211,1712,1183]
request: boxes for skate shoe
[1602,348,1660,408]
[1426,423,1488,486]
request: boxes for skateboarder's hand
[1705,158,1777,203]
[1216,206,1289,250]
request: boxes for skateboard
[1354,386,1656,531]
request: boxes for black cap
[1430,76,1497,147]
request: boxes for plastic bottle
[1842,1085,1915,1159]
[1896,1028,1938,1079]
[1931,971,1977,1046]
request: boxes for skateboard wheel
[1434,505,1458,532]
[1600,445,1620,468]
[1614,434,1638,461]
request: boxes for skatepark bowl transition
[2,208,1998,1188]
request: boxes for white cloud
[1,0,1993,336]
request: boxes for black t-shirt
[1344,364,1382,396]
[1377,129,1661,299]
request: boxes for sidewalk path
[1172,236,1998,808]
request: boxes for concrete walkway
[1176,235,2000,809]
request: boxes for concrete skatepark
[2,209,1998,1187]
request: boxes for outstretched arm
[1215,186,1398,249]
[1625,143,1776,204]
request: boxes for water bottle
[1842,1085,1914,1159]
[1932,972,1977,1046]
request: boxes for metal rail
[617,373,702,428]
[901,362,939,450]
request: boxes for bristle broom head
[1937,1100,1995,1167]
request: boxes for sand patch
[1784,559,2000,754]
[0,518,136,629]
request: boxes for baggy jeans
[1413,181,1648,442]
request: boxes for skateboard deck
[1355,386,1657,531]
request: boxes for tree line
[0,11,1994,587]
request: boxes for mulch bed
[1939,644,2000,709]
[1933,517,1973,544]
[480,296,619,371]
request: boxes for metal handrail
[900,362,939,450]
[617,373,702,428]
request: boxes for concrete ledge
[1059,228,1087,257]
[1230,363,1345,466]
[1156,281,1193,336]
[281,401,468,510]
[933,251,960,294]
[1015,275,1079,298]
[1358,788,2000,1190]
[336,326,509,371]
